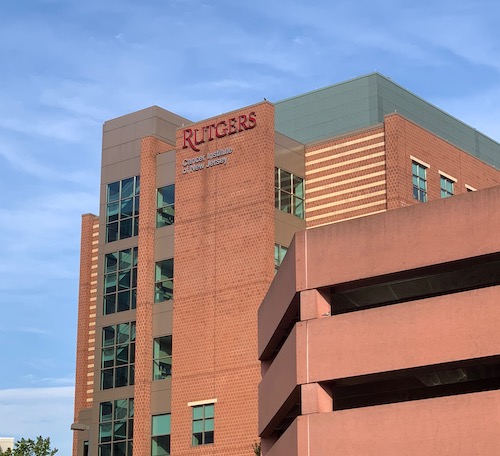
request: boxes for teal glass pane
[193,406,203,420]
[99,443,111,456]
[102,348,114,368]
[133,247,139,266]
[152,436,170,456]
[129,399,134,417]
[204,404,214,418]
[116,345,129,365]
[119,249,132,270]
[104,295,116,315]
[115,399,128,420]
[134,196,140,216]
[279,246,288,263]
[114,421,127,441]
[192,433,202,446]
[134,176,140,195]
[113,441,126,456]
[121,177,134,198]
[121,198,133,219]
[99,423,112,443]
[101,369,113,389]
[115,366,128,387]
[106,222,118,243]
[107,181,120,203]
[105,252,118,273]
[117,323,130,344]
[293,176,304,198]
[274,244,279,265]
[100,402,113,422]
[103,326,115,346]
[120,218,133,239]
[192,420,203,433]
[105,274,117,294]
[281,170,292,192]
[152,414,171,436]
[158,185,175,207]
[130,322,136,341]
[156,259,173,281]
[107,202,119,223]
[118,271,131,290]
[117,291,130,312]
[205,418,214,432]
[274,167,279,187]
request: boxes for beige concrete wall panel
[274,132,305,176]
[102,140,142,168]
[154,226,174,260]
[151,382,172,415]
[306,286,500,381]
[171,103,275,455]
[152,302,173,336]
[307,390,500,455]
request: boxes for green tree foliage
[0,437,57,456]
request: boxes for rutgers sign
[182,111,257,152]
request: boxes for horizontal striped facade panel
[307,180,387,205]
[307,199,388,226]
[305,130,385,159]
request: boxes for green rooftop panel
[275,73,500,169]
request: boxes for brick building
[72,73,500,456]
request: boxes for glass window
[157,185,175,228]
[274,244,288,273]
[275,168,304,219]
[155,259,174,303]
[104,248,138,315]
[101,322,136,390]
[440,175,454,198]
[153,336,172,380]
[192,404,214,446]
[152,414,171,456]
[106,176,140,242]
[99,399,134,456]
[412,161,427,202]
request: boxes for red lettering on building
[182,111,257,151]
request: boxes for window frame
[155,259,174,303]
[153,335,172,381]
[151,413,171,456]
[157,185,175,228]
[275,167,304,219]
[191,402,215,447]
[98,398,134,456]
[106,176,140,243]
[411,160,428,202]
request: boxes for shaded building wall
[171,102,275,455]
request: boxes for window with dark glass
[412,161,427,202]
[152,414,171,456]
[157,185,175,228]
[99,398,134,456]
[106,176,140,243]
[192,403,214,446]
[275,168,304,219]
[153,336,172,381]
[104,248,138,315]
[440,175,454,198]
[155,259,174,303]
[274,244,288,273]
[101,322,136,390]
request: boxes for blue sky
[0,0,499,453]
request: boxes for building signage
[182,111,257,152]
[182,148,233,175]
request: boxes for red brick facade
[170,102,275,455]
